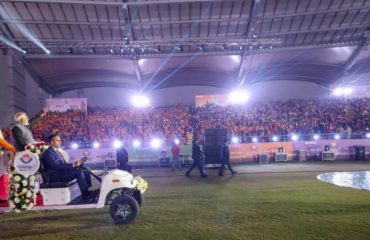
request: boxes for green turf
[2,171,370,240]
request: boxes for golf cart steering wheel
[77,158,102,183]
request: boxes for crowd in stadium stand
[2,97,370,146]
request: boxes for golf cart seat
[39,156,81,205]
[40,178,77,188]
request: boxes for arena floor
[2,161,370,240]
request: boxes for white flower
[21,204,27,209]
[35,149,41,155]
[14,176,21,182]
[25,199,30,203]
[9,201,15,208]
[15,209,21,213]
[22,188,28,194]
[27,203,34,210]
[26,191,32,198]
[29,180,35,187]
[14,198,20,203]
[22,180,28,186]
[14,192,19,197]
[8,173,13,178]
[29,176,35,181]
[15,183,20,189]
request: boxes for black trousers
[50,169,91,193]
[219,160,235,175]
[186,158,206,176]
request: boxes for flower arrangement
[8,142,49,212]
[25,142,49,155]
[134,176,148,193]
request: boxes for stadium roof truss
[0,0,369,94]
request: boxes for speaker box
[204,128,228,164]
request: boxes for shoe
[231,171,237,175]
[185,173,190,178]
[219,174,224,177]
[201,175,208,178]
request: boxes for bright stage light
[71,143,79,149]
[92,142,100,148]
[150,138,162,149]
[272,136,279,142]
[366,133,370,139]
[231,136,239,144]
[332,87,352,96]
[228,89,250,104]
[131,94,150,108]
[15,24,50,54]
[113,140,122,149]
[291,135,299,141]
[174,138,180,145]
[0,35,27,54]
[334,134,341,140]
[252,137,258,143]
[313,134,320,140]
[133,139,141,148]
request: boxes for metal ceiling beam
[0,19,125,26]
[22,40,361,59]
[14,36,281,45]
[133,58,142,82]
[2,0,234,5]
[120,0,134,40]
[1,0,122,6]
[258,23,370,37]
[238,0,260,87]
[259,6,370,20]
[0,15,18,46]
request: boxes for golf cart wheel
[110,195,139,225]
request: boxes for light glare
[92,142,100,148]
[228,89,250,104]
[150,138,162,149]
[231,136,239,144]
[292,135,299,141]
[332,87,352,96]
[131,94,150,108]
[113,140,122,149]
[133,140,141,148]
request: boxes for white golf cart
[3,151,147,225]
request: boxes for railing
[63,132,370,149]
[236,132,367,143]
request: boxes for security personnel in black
[116,145,131,173]
[186,137,207,178]
[219,140,237,176]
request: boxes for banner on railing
[45,98,87,112]
[229,142,294,162]
[65,139,370,168]
[195,94,229,107]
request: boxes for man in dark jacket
[116,144,131,173]
[42,133,92,202]
[219,140,237,176]
[12,110,46,151]
[185,137,207,178]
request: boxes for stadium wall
[58,81,330,107]
[0,50,48,128]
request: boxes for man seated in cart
[41,133,94,203]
